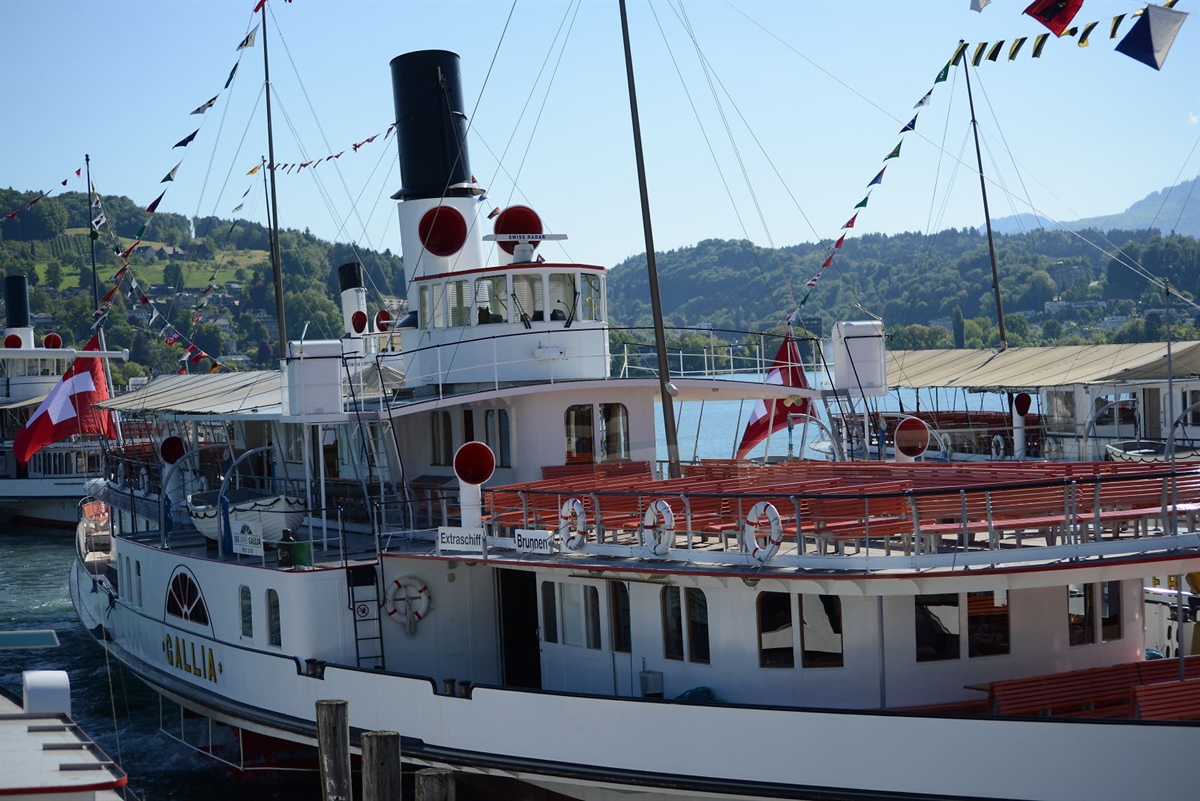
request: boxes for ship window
[165,570,210,626]
[484,409,511,467]
[662,587,710,664]
[967,590,1009,657]
[512,274,543,323]
[610,581,631,654]
[800,594,843,668]
[240,585,253,638]
[447,279,470,328]
[431,410,453,466]
[136,561,142,607]
[1101,581,1122,642]
[565,405,594,464]
[1068,583,1096,646]
[540,580,558,644]
[581,273,602,321]
[549,273,574,320]
[600,404,629,462]
[266,588,281,646]
[559,584,601,650]
[123,557,131,600]
[758,592,794,668]
[915,593,959,662]
[474,275,507,324]
[463,410,475,443]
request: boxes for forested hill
[607,228,1200,347]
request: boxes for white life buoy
[990,434,1005,460]
[642,499,675,556]
[558,498,587,550]
[384,576,430,634]
[743,501,782,563]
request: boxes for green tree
[952,306,965,348]
[163,261,183,290]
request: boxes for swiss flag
[14,334,115,467]
[734,334,811,459]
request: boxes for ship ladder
[346,564,385,670]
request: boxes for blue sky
[1,0,1197,274]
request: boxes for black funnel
[337,262,364,293]
[5,275,29,329]
[390,50,474,200]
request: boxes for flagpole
[261,5,288,358]
[619,0,682,479]
[959,46,1007,350]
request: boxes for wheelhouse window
[447,279,470,327]
[610,581,631,654]
[548,273,575,321]
[915,593,959,662]
[165,570,210,626]
[485,409,511,467]
[540,580,558,644]
[800,594,843,668]
[580,273,602,321]
[1101,581,1122,642]
[431,410,453,466]
[266,588,282,647]
[662,587,710,664]
[966,590,1010,657]
[565,403,629,465]
[474,275,508,324]
[758,592,794,668]
[512,274,543,322]
[240,585,253,638]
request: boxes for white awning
[97,371,282,416]
[0,393,48,411]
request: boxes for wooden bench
[1134,678,1200,720]
[990,662,1140,719]
[808,480,913,554]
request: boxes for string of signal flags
[787,0,1189,322]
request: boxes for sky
[1,0,1197,280]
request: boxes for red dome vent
[42,333,63,349]
[351,310,368,334]
[492,205,542,255]
[418,206,468,257]
[3,334,22,349]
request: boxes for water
[0,525,570,801]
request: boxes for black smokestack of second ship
[389,50,485,279]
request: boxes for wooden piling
[316,699,351,801]
[362,730,402,801]
[415,768,456,801]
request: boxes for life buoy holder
[384,576,430,634]
[642,499,674,556]
[990,434,1006,460]
[743,501,782,562]
[558,498,587,550]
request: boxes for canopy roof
[97,371,282,417]
[886,342,1200,392]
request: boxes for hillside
[989,178,1199,238]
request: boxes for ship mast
[261,4,288,355]
[619,0,682,479]
[960,48,1007,351]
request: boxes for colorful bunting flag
[935,60,951,82]
[1115,4,1189,70]
[1024,0,1083,38]
[236,25,259,51]
[884,142,902,160]
[231,203,244,213]
[190,96,218,115]
[146,191,166,213]
[822,254,834,268]
[869,167,887,187]
[914,90,931,108]
[173,130,199,148]
[247,164,261,175]
[842,213,858,230]
[224,63,238,89]
[161,163,180,182]
[899,116,917,133]
[854,196,869,210]
[91,212,106,229]
[1032,32,1051,57]
[1009,38,1028,60]
[834,234,846,249]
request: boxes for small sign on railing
[233,521,264,557]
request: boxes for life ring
[642,499,674,556]
[990,435,1006,460]
[743,501,782,563]
[384,576,430,632]
[558,498,587,550]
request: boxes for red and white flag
[734,334,811,459]
[14,334,115,467]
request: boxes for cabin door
[1143,388,1161,439]
[497,568,541,689]
[536,576,616,695]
